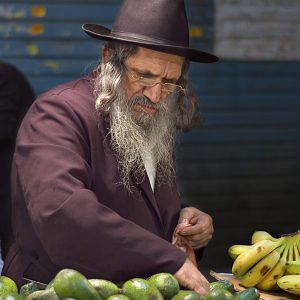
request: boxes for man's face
[122,47,184,119]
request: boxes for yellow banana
[239,249,280,287]
[232,239,283,278]
[251,231,278,244]
[288,237,295,262]
[256,256,287,290]
[277,274,300,296]
[293,240,300,261]
[281,238,290,262]
[228,244,252,260]
[286,261,300,275]
[282,231,300,261]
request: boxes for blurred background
[0,0,299,275]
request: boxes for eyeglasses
[124,65,185,94]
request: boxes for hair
[94,41,202,132]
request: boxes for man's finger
[178,223,203,235]
[178,217,189,224]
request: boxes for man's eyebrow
[132,67,178,83]
[132,67,157,77]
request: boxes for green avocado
[234,288,260,300]
[25,288,59,300]
[147,273,180,300]
[209,280,235,293]
[0,276,18,296]
[204,288,234,300]
[19,282,40,298]
[0,294,25,300]
[170,290,203,300]
[53,269,102,300]
[46,279,55,290]
[122,278,163,300]
[89,279,120,299]
[106,295,131,300]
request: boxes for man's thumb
[178,216,189,224]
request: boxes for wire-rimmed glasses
[124,65,185,95]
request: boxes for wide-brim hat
[82,0,218,63]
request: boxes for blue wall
[1,0,299,273]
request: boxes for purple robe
[2,74,186,286]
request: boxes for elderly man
[2,0,218,295]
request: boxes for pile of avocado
[0,269,260,300]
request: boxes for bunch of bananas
[228,230,300,296]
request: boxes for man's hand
[174,258,210,295]
[178,207,214,249]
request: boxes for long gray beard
[109,92,178,191]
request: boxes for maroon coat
[2,75,186,286]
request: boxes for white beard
[108,92,178,191]
[93,62,179,191]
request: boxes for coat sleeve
[14,91,186,281]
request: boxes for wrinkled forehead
[125,46,185,78]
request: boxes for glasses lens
[130,71,184,94]
[138,77,155,86]
[161,83,183,93]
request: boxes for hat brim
[82,24,218,63]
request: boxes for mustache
[129,95,165,110]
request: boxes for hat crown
[82,0,219,63]
[112,0,189,47]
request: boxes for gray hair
[94,41,202,132]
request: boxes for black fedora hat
[82,0,218,63]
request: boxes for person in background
[0,62,35,272]
[2,0,218,295]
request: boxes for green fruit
[53,269,102,300]
[122,278,163,300]
[25,288,59,300]
[20,282,40,297]
[147,273,180,299]
[204,288,234,300]
[89,279,120,299]
[106,295,131,300]
[0,276,18,296]
[25,290,45,300]
[46,279,55,290]
[0,294,25,300]
[209,280,235,293]
[170,290,203,300]
[234,288,260,300]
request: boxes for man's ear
[102,46,112,63]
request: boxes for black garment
[0,62,35,260]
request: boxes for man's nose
[143,84,164,103]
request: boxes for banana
[288,237,295,262]
[228,244,252,260]
[281,231,300,261]
[232,239,283,278]
[256,256,287,290]
[251,231,278,244]
[281,238,290,262]
[293,240,300,261]
[286,261,300,275]
[239,249,280,287]
[277,274,300,296]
